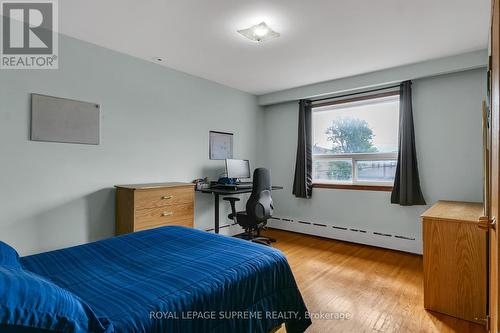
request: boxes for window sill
[312,183,394,192]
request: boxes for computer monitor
[225,159,251,180]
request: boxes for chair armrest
[223,197,240,202]
[223,197,240,217]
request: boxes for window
[312,92,399,188]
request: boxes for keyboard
[236,184,252,189]
[211,184,234,189]
[211,183,253,190]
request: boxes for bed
[0,226,311,333]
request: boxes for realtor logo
[1,0,58,69]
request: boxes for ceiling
[59,0,490,95]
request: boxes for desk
[200,185,283,233]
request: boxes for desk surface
[200,185,283,195]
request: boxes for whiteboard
[31,94,100,145]
[209,131,233,160]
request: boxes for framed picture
[209,131,233,160]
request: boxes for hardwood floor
[263,229,486,333]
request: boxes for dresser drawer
[134,186,193,210]
[135,218,193,232]
[134,203,194,229]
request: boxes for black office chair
[223,168,276,245]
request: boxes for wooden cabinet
[115,182,195,235]
[421,200,487,324]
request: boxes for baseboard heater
[267,216,419,254]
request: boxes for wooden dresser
[421,200,486,324]
[115,182,195,235]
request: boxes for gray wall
[0,32,485,255]
[0,35,263,255]
[258,50,487,105]
[261,69,486,253]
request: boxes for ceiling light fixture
[237,22,279,42]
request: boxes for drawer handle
[162,212,174,217]
[162,195,173,200]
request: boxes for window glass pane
[314,160,352,182]
[356,160,397,182]
[313,95,399,155]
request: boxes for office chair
[223,168,277,245]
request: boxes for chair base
[234,231,276,246]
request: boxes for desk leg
[214,193,220,234]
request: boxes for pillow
[0,266,113,333]
[0,241,21,269]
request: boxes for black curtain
[391,81,426,206]
[292,99,313,198]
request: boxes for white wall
[0,35,263,255]
[261,69,486,253]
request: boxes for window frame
[311,91,400,190]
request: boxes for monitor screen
[226,159,250,179]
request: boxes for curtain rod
[310,84,401,103]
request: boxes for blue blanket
[21,226,311,333]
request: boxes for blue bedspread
[21,226,311,333]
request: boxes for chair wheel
[251,239,271,246]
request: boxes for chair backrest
[246,168,273,222]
